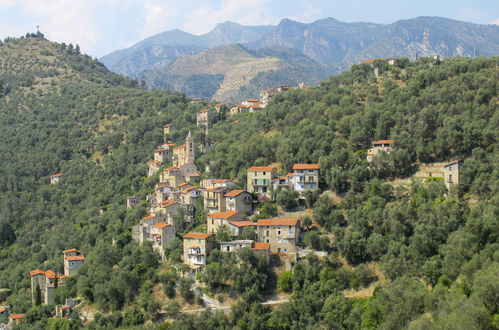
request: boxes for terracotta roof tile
[372,139,394,145]
[208,210,240,219]
[248,166,274,172]
[152,222,171,229]
[183,232,213,239]
[9,314,24,320]
[228,221,255,227]
[161,200,178,207]
[63,248,80,254]
[49,173,64,178]
[30,269,45,277]
[65,256,85,261]
[293,164,320,170]
[252,242,270,250]
[224,190,248,197]
[258,217,300,226]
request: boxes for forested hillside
[0,34,497,329]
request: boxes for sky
[0,0,498,57]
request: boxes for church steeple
[186,131,195,165]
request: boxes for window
[263,172,266,175]
[263,187,267,193]
[70,262,75,266]
[284,248,288,253]
[289,226,292,230]
[277,230,281,235]
[266,239,269,243]
[266,230,270,236]
[226,246,230,252]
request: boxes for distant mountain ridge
[100,16,499,101]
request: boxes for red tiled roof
[224,190,248,197]
[372,139,394,145]
[0,307,5,313]
[65,256,85,261]
[63,248,80,254]
[243,99,260,102]
[181,186,201,193]
[363,59,375,63]
[9,314,24,320]
[49,173,64,177]
[248,166,274,172]
[183,173,200,177]
[164,124,172,127]
[161,200,178,207]
[153,222,171,229]
[212,179,231,183]
[178,182,190,187]
[198,109,210,113]
[154,148,168,152]
[208,210,240,219]
[143,214,156,220]
[183,232,213,239]
[252,242,270,250]
[165,166,180,172]
[293,164,320,170]
[156,184,169,190]
[228,220,255,227]
[44,270,57,279]
[29,269,45,277]
[258,217,300,226]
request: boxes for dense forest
[0,35,497,329]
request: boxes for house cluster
[49,173,63,184]
[230,83,306,116]
[247,163,320,197]
[29,249,84,306]
[131,125,323,271]
[182,216,302,271]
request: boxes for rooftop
[258,217,300,226]
[228,220,255,227]
[65,256,85,261]
[372,139,394,145]
[248,166,274,172]
[63,248,80,254]
[293,163,320,170]
[208,210,240,219]
[183,232,213,240]
[224,190,248,197]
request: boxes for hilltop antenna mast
[36,25,40,33]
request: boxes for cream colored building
[30,269,67,305]
[49,173,63,184]
[367,139,394,162]
[207,210,243,234]
[201,179,234,189]
[203,186,230,214]
[289,164,320,192]
[256,217,301,254]
[173,131,195,167]
[247,166,276,197]
[182,232,213,269]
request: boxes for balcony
[188,248,204,255]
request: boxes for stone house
[147,161,161,177]
[198,140,214,154]
[63,249,85,276]
[161,166,185,188]
[154,146,171,163]
[289,164,320,192]
[247,166,276,197]
[126,196,140,209]
[241,99,261,107]
[251,242,271,259]
[196,109,212,128]
[180,186,204,215]
[30,269,67,305]
[182,232,213,269]
[154,200,181,223]
[154,184,173,204]
[8,314,24,326]
[367,139,394,162]
[203,186,230,214]
[207,210,243,234]
[163,123,173,135]
[256,217,301,254]
[272,175,292,191]
[145,222,176,259]
[226,220,255,237]
[224,190,253,215]
[444,160,463,190]
[49,173,63,184]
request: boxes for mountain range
[100,17,499,102]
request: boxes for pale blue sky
[0,0,497,57]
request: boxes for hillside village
[0,33,495,330]
[1,78,466,328]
